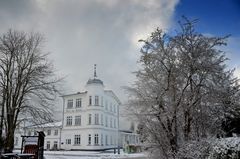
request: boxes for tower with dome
[60,64,121,150]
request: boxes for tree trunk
[184,110,192,141]
[4,126,14,153]
[0,95,6,154]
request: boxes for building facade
[14,65,139,151]
[14,122,62,150]
[60,68,120,150]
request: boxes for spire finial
[94,64,97,78]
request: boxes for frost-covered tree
[126,18,239,159]
[0,30,62,153]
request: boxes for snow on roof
[104,90,121,104]
[60,91,87,97]
[87,78,104,85]
[31,121,62,128]
[119,129,133,133]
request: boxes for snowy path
[44,150,147,159]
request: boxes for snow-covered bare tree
[126,18,240,159]
[0,30,62,153]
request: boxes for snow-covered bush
[177,138,240,159]
[177,139,212,159]
[208,137,240,159]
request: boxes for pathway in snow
[44,150,147,159]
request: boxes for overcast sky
[0,0,239,105]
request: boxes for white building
[60,66,120,150]
[14,65,139,151]
[14,121,62,150]
[119,130,139,147]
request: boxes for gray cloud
[0,0,179,111]
[8,0,240,130]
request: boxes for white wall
[61,82,120,150]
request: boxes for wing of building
[14,65,139,151]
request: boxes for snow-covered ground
[44,150,147,159]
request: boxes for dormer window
[67,99,73,109]
[76,98,82,108]
[66,116,72,126]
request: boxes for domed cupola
[86,64,104,86]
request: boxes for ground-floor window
[110,136,112,145]
[105,135,108,146]
[66,139,71,144]
[94,134,99,145]
[88,134,91,145]
[53,141,58,150]
[46,141,50,150]
[14,137,18,146]
[101,134,103,146]
[74,135,81,145]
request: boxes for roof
[60,91,87,97]
[86,78,104,85]
[119,129,134,133]
[29,121,62,128]
[104,90,121,104]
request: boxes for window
[105,135,108,145]
[74,135,81,145]
[66,139,71,144]
[76,98,82,108]
[66,116,72,126]
[88,134,91,145]
[113,105,116,113]
[110,136,113,145]
[101,96,103,106]
[114,119,116,128]
[95,114,99,125]
[105,101,108,110]
[67,99,73,108]
[110,103,112,112]
[105,116,108,127]
[110,118,112,128]
[28,131,31,136]
[94,134,99,145]
[88,114,92,125]
[75,115,81,126]
[53,141,58,149]
[34,131,37,136]
[54,130,58,136]
[95,96,99,105]
[46,141,50,150]
[15,137,18,146]
[47,130,51,135]
[89,96,92,105]
[101,114,103,125]
[101,134,103,146]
